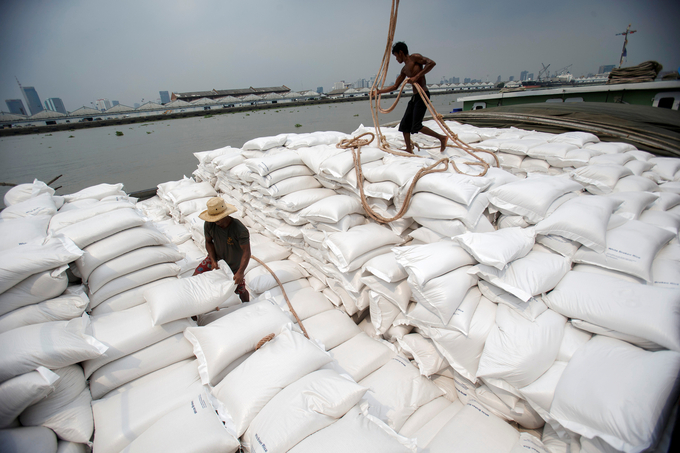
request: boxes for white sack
[299,194,364,223]
[0,236,82,295]
[289,404,415,453]
[0,291,88,334]
[487,175,582,223]
[425,400,520,453]
[550,336,680,453]
[243,134,288,151]
[360,355,444,431]
[87,245,182,293]
[0,426,58,453]
[329,332,396,382]
[89,332,194,399]
[91,360,203,453]
[90,277,175,315]
[0,367,59,429]
[410,266,478,325]
[146,263,237,326]
[167,181,216,205]
[477,279,547,321]
[570,164,633,195]
[535,195,620,253]
[183,300,292,385]
[404,192,488,229]
[0,266,69,317]
[455,227,535,270]
[0,193,57,219]
[573,219,674,282]
[75,224,170,281]
[63,183,125,202]
[56,208,146,248]
[0,315,106,383]
[245,260,308,294]
[476,306,567,389]
[544,271,680,352]
[212,328,332,437]
[121,389,239,453]
[82,304,194,378]
[420,297,497,383]
[242,369,367,453]
[362,252,407,283]
[88,262,181,309]
[245,150,304,176]
[48,200,135,233]
[469,250,571,302]
[304,308,361,350]
[394,241,476,287]
[3,180,55,206]
[21,385,93,443]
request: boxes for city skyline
[1,1,678,112]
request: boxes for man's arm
[406,53,436,85]
[376,70,407,95]
[205,234,219,269]
[234,242,251,285]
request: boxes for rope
[333,0,499,224]
[251,256,309,339]
[256,333,275,350]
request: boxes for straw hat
[199,197,237,222]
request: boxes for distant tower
[44,98,67,114]
[17,78,43,115]
[159,91,170,104]
[5,99,27,115]
[520,70,528,81]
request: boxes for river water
[0,92,477,206]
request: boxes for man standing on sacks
[374,41,448,154]
[194,197,251,302]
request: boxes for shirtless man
[374,42,448,153]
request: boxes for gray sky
[1,0,678,112]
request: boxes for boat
[1,108,680,452]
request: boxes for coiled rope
[336,0,499,224]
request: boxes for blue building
[159,91,170,104]
[21,86,43,115]
[5,99,27,115]
[45,97,67,114]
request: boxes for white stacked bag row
[0,180,201,452]
[166,122,680,453]
[2,118,679,453]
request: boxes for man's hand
[233,269,245,286]
[210,258,219,270]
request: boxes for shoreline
[0,89,495,137]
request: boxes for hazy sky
[1,0,678,112]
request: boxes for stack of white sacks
[1,119,679,453]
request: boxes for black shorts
[399,90,430,134]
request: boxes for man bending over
[195,197,251,302]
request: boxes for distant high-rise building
[528,73,534,80]
[520,70,528,81]
[598,64,615,74]
[95,99,112,111]
[112,100,119,106]
[5,99,27,115]
[509,76,515,82]
[316,87,323,94]
[496,75,501,83]
[463,78,471,84]
[21,86,43,115]
[44,98,67,114]
[159,91,170,104]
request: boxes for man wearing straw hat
[195,197,251,302]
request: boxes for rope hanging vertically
[336,0,499,224]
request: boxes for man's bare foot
[440,136,448,152]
